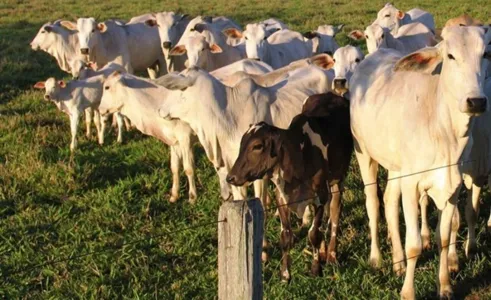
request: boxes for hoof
[393,261,406,276]
[188,195,197,205]
[319,241,327,262]
[439,285,453,300]
[311,260,322,277]
[280,270,291,283]
[169,195,178,203]
[448,253,459,273]
[262,251,269,262]
[400,287,415,300]
[369,251,382,269]
[422,234,431,250]
[464,240,477,258]
[326,251,337,264]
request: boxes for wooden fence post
[218,198,264,300]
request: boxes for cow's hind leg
[420,194,431,250]
[436,194,457,299]
[169,145,181,203]
[278,201,293,282]
[326,183,342,264]
[448,207,460,273]
[354,149,382,268]
[384,174,405,276]
[465,182,482,257]
[180,134,197,204]
[84,108,93,138]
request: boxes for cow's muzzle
[80,48,89,55]
[466,97,487,114]
[163,42,172,49]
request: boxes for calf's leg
[169,146,181,203]
[69,111,80,151]
[278,203,293,282]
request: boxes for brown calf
[226,92,353,281]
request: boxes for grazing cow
[350,26,489,299]
[239,24,311,69]
[61,18,165,79]
[349,22,436,55]
[372,3,435,35]
[330,46,364,95]
[30,20,86,77]
[98,71,197,203]
[144,12,190,73]
[226,92,352,281]
[303,24,344,55]
[169,26,244,71]
[33,63,127,150]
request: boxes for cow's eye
[253,144,263,151]
[244,36,248,40]
[41,30,46,33]
[355,58,360,63]
[385,14,390,17]
[365,35,369,39]
[484,52,491,59]
[333,59,336,63]
[92,29,95,33]
[447,54,455,60]
[104,86,110,90]
[381,34,385,38]
[190,28,195,32]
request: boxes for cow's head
[169,34,222,69]
[145,12,189,52]
[374,3,405,34]
[99,70,126,115]
[395,26,490,115]
[331,45,364,94]
[226,122,282,186]
[243,23,270,62]
[33,77,66,101]
[30,20,72,51]
[350,24,390,54]
[62,18,106,56]
[304,24,343,55]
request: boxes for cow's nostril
[163,42,172,49]
[226,175,236,184]
[80,48,89,55]
[467,97,487,112]
[334,79,347,87]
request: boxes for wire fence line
[3,151,490,283]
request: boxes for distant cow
[61,18,165,79]
[349,22,436,55]
[303,24,344,55]
[227,92,353,281]
[372,3,435,34]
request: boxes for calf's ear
[169,45,187,56]
[397,10,405,20]
[394,46,442,74]
[33,81,45,89]
[223,28,243,39]
[310,53,335,70]
[209,43,222,53]
[348,30,365,41]
[97,22,108,33]
[58,80,66,88]
[144,19,157,27]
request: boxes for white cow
[240,24,311,69]
[350,26,489,299]
[372,3,435,35]
[222,18,288,45]
[349,22,436,55]
[303,24,344,55]
[61,18,165,79]
[169,26,244,71]
[98,72,197,204]
[210,59,274,86]
[144,12,190,73]
[33,63,127,151]
[30,20,85,77]
[330,46,364,94]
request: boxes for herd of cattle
[27,2,491,299]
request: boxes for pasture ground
[0,0,490,298]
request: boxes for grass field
[1,0,491,298]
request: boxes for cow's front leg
[278,203,293,282]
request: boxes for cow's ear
[58,80,66,88]
[169,45,187,56]
[193,23,207,33]
[209,43,222,54]
[145,19,157,27]
[303,31,319,39]
[394,46,442,74]
[334,24,345,35]
[397,10,405,19]
[348,30,365,41]
[97,22,107,32]
[43,25,53,33]
[60,21,77,30]
[222,28,243,39]
[310,53,335,70]
[34,81,45,89]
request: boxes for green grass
[1,0,491,298]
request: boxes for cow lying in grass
[226,92,353,281]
